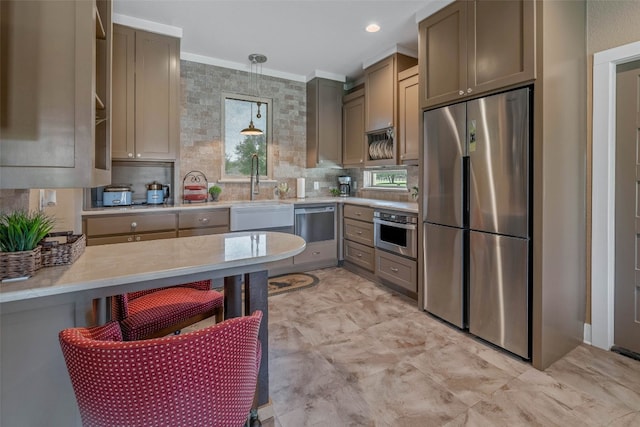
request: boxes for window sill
[360,187,408,192]
[218,178,278,184]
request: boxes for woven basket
[0,246,41,281]
[40,232,86,267]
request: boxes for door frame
[592,40,640,350]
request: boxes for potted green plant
[208,185,222,202]
[0,210,55,280]
[329,188,341,197]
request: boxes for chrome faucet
[250,153,260,200]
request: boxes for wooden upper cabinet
[418,1,467,109]
[467,0,535,94]
[0,0,112,188]
[307,78,343,167]
[419,0,535,109]
[112,25,180,161]
[342,88,365,167]
[398,67,419,165]
[365,56,395,132]
[112,25,136,160]
[364,53,417,133]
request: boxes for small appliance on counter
[182,170,209,203]
[102,185,133,207]
[146,181,170,205]
[338,176,351,197]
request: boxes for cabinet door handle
[467,88,473,94]
[127,236,133,242]
[355,212,361,216]
[356,231,363,235]
[459,90,465,96]
[131,222,137,229]
[135,236,141,241]
[390,267,399,272]
[360,159,363,163]
[136,153,142,158]
[356,253,363,257]
[128,153,134,158]
[312,251,321,255]
[199,217,209,223]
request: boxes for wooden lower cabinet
[294,240,337,265]
[84,212,177,246]
[344,240,375,271]
[88,231,176,246]
[344,218,374,247]
[178,209,229,237]
[343,204,375,223]
[375,249,417,293]
[343,204,376,272]
[84,209,232,246]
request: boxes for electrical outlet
[313,181,319,190]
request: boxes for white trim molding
[113,14,183,38]
[592,40,640,350]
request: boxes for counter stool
[111,280,224,341]
[59,311,262,427]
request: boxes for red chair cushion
[120,287,223,341]
[59,312,262,427]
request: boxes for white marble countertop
[81,197,419,215]
[0,231,305,303]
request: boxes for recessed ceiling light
[366,23,380,33]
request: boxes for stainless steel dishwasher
[294,205,335,243]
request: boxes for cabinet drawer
[178,209,229,229]
[375,249,417,293]
[344,218,374,246]
[87,231,177,246]
[177,227,228,237]
[343,204,374,222]
[294,240,337,265]
[84,213,177,236]
[344,240,375,271]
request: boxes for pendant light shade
[240,120,263,135]
[240,101,263,135]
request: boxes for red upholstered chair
[59,310,262,427]
[111,279,224,340]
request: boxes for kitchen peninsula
[0,231,305,427]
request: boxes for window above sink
[222,94,273,182]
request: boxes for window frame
[362,168,408,191]
[221,92,273,181]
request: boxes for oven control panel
[373,211,418,225]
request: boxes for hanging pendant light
[240,102,263,135]
[240,53,267,136]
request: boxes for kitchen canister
[296,178,305,198]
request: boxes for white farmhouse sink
[230,203,294,231]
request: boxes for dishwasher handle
[294,206,335,215]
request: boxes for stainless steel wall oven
[373,211,418,259]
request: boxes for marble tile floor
[190,267,640,427]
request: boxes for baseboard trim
[258,399,274,421]
[583,322,592,345]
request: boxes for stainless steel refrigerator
[422,87,530,359]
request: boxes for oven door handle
[374,218,417,230]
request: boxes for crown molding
[113,14,183,38]
[362,45,418,70]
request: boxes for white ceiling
[113,0,453,83]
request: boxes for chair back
[59,311,262,427]
[111,279,213,320]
